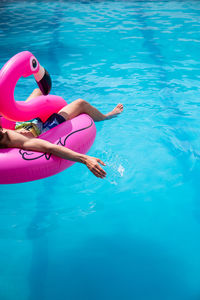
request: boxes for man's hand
[84,156,106,178]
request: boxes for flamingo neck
[0,53,29,120]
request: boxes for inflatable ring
[0,52,96,184]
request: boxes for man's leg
[25,88,42,102]
[58,99,123,122]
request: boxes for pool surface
[1,0,200,299]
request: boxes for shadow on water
[26,7,65,295]
[47,7,63,74]
[25,10,65,297]
[135,4,200,222]
[41,3,65,75]
[44,234,190,300]
[26,177,57,300]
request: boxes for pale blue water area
[1,0,200,299]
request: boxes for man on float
[0,87,123,178]
[0,52,123,179]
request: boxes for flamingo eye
[32,59,37,68]
[30,56,38,71]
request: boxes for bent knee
[76,98,88,107]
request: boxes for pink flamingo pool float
[0,51,96,184]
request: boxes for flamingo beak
[34,65,52,95]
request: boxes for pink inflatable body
[0,52,96,184]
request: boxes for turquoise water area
[1,0,200,299]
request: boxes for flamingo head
[0,51,52,95]
[23,51,52,95]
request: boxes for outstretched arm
[22,137,106,178]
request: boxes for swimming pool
[1,0,200,299]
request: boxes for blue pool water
[1,0,200,299]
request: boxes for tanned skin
[0,89,123,178]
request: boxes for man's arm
[6,131,106,178]
[23,138,106,178]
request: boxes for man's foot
[105,103,123,120]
